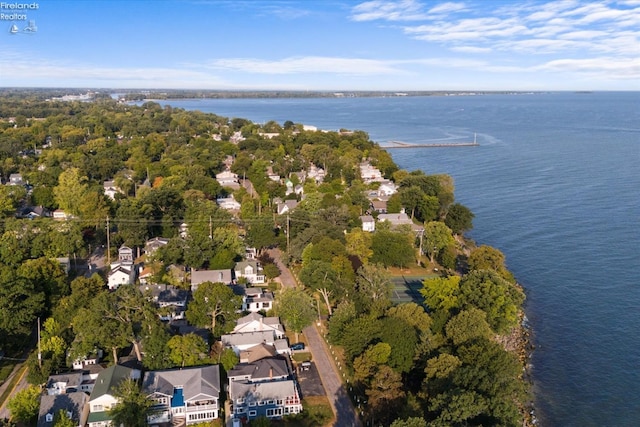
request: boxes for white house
[242,288,274,313]
[103,181,122,200]
[143,365,221,425]
[221,331,278,356]
[233,312,285,339]
[276,200,298,216]
[216,196,241,211]
[87,365,140,427]
[234,261,265,284]
[107,264,135,290]
[216,170,240,190]
[360,162,384,183]
[377,180,398,197]
[360,215,376,232]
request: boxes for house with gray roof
[227,357,290,384]
[221,331,277,356]
[234,261,265,284]
[45,372,82,395]
[37,392,89,427]
[142,365,221,425]
[191,269,233,291]
[230,379,302,421]
[233,312,284,338]
[242,288,274,313]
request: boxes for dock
[380,140,480,149]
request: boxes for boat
[9,24,19,34]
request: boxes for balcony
[186,403,218,413]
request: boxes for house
[307,165,325,183]
[191,269,233,292]
[144,237,169,257]
[56,257,71,274]
[245,247,257,260]
[360,215,375,232]
[216,170,240,190]
[52,210,73,221]
[37,392,89,427]
[140,284,189,321]
[266,166,280,182]
[377,180,398,196]
[370,200,388,214]
[8,173,23,186]
[107,264,135,290]
[233,313,284,339]
[142,365,221,425]
[360,162,384,183]
[72,349,103,371]
[20,205,50,219]
[239,343,278,364]
[242,288,274,313]
[103,181,122,200]
[229,379,302,421]
[87,365,140,427]
[45,372,82,395]
[227,357,290,384]
[276,200,298,216]
[216,196,241,211]
[378,211,424,234]
[234,261,265,284]
[221,331,279,356]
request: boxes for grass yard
[273,396,334,427]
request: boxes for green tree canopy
[273,288,316,342]
[109,378,153,427]
[186,281,242,336]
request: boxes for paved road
[0,363,28,420]
[267,248,361,427]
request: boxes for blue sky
[2,0,639,90]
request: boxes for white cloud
[427,2,467,14]
[536,57,640,79]
[351,0,429,21]
[450,45,492,53]
[204,56,405,75]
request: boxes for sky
[1,0,639,90]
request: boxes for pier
[380,140,480,149]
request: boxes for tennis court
[390,275,437,304]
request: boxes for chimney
[269,368,273,379]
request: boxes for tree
[467,245,514,282]
[53,167,88,216]
[366,365,405,425]
[445,308,493,346]
[168,333,208,367]
[0,267,45,346]
[273,289,316,342]
[186,281,242,336]
[371,230,415,268]
[458,270,524,333]
[345,228,373,264]
[354,264,392,316]
[53,409,75,427]
[219,347,240,372]
[423,221,455,264]
[390,417,428,427]
[7,385,41,423]
[421,276,461,313]
[109,378,153,427]
[444,203,474,234]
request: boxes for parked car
[290,342,305,351]
[300,361,311,371]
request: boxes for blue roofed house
[142,365,221,425]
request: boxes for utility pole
[209,216,213,239]
[106,216,111,266]
[286,214,290,255]
[37,317,42,368]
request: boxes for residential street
[267,248,361,427]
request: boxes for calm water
[162,93,640,426]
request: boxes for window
[249,402,256,407]
[92,405,103,411]
[277,399,283,405]
[267,400,274,405]
[258,401,265,406]
[45,413,53,423]
[249,410,257,417]
[236,397,244,404]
